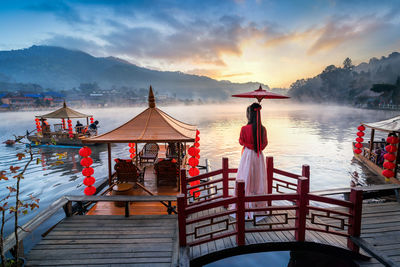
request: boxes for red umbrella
[232,85,289,103]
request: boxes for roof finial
[63,100,67,108]
[148,86,155,108]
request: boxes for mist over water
[0,102,396,238]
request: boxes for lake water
[0,101,395,257]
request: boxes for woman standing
[237,102,268,218]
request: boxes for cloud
[307,15,389,55]
[221,72,253,78]
[25,1,85,24]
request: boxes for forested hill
[0,45,269,99]
[288,52,400,105]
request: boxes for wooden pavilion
[83,86,197,215]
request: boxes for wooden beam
[350,237,397,267]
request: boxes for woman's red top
[239,124,268,151]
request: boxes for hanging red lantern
[384,153,396,161]
[83,176,96,186]
[195,136,200,142]
[195,154,200,159]
[356,132,365,137]
[188,146,198,157]
[382,169,394,178]
[129,143,135,147]
[189,180,200,198]
[188,157,199,167]
[355,137,364,143]
[357,125,365,131]
[196,129,200,135]
[194,142,200,148]
[386,145,397,153]
[354,148,362,154]
[84,186,96,196]
[90,117,94,124]
[82,167,94,176]
[129,148,136,154]
[387,136,399,144]
[383,161,396,169]
[80,157,93,167]
[189,167,200,177]
[354,143,363,149]
[79,146,92,157]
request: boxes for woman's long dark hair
[247,103,264,153]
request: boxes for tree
[343,57,354,70]
[370,76,400,104]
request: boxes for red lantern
[356,132,365,137]
[189,167,200,177]
[195,136,200,142]
[386,145,397,153]
[80,157,93,167]
[195,154,200,159]
[382,169,394,178]
[387,136,399,144]
[83,176,96,186]
[129,143,135,147]
[82,167,94,176]
[383,161,396,170]
[189,180,200,198]
[67,119,71,123]
[355,143,363,149]
[84,186,96,195]
[188,157,199,167]
[79,146,92,157]
[384,153,396,161]
[90,117,94,124]
[194,142,200,148]
[130,154,135,159]
[354,148,362,154]
[357,125,365,131]
[355,137,364,143]
[196,129,200,135]
[188,146,198,157]
[129,148,136,153]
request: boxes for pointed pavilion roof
[37,102,92,119]
[84,86,197,143]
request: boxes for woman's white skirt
[233,147,268,219]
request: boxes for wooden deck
[24,201,400,266]
[87,165,179,216]
[26,215,178,267]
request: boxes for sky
[0,0,400,88]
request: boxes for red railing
[178,157,363,253]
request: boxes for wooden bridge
[3,157,400,266]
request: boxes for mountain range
[0,45,270,99]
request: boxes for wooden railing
[178,157,363,253]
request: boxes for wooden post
[236,180,245,246]
[369,129,375,160]
[302,165,310,210]
[177,194,187,246]
[135,142,138,166]
[266,157,273,208]
[63,201,73,217]
[180,169,187,208]
[178,142,182,187]
[295,177,309,242]
[348,188,363,252]
[107,143,112,186]
[125,202,130,217]
[222,158,229,208]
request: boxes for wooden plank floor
[87,165,179,216]
[357,201,400,266]
[25,215,178,267]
